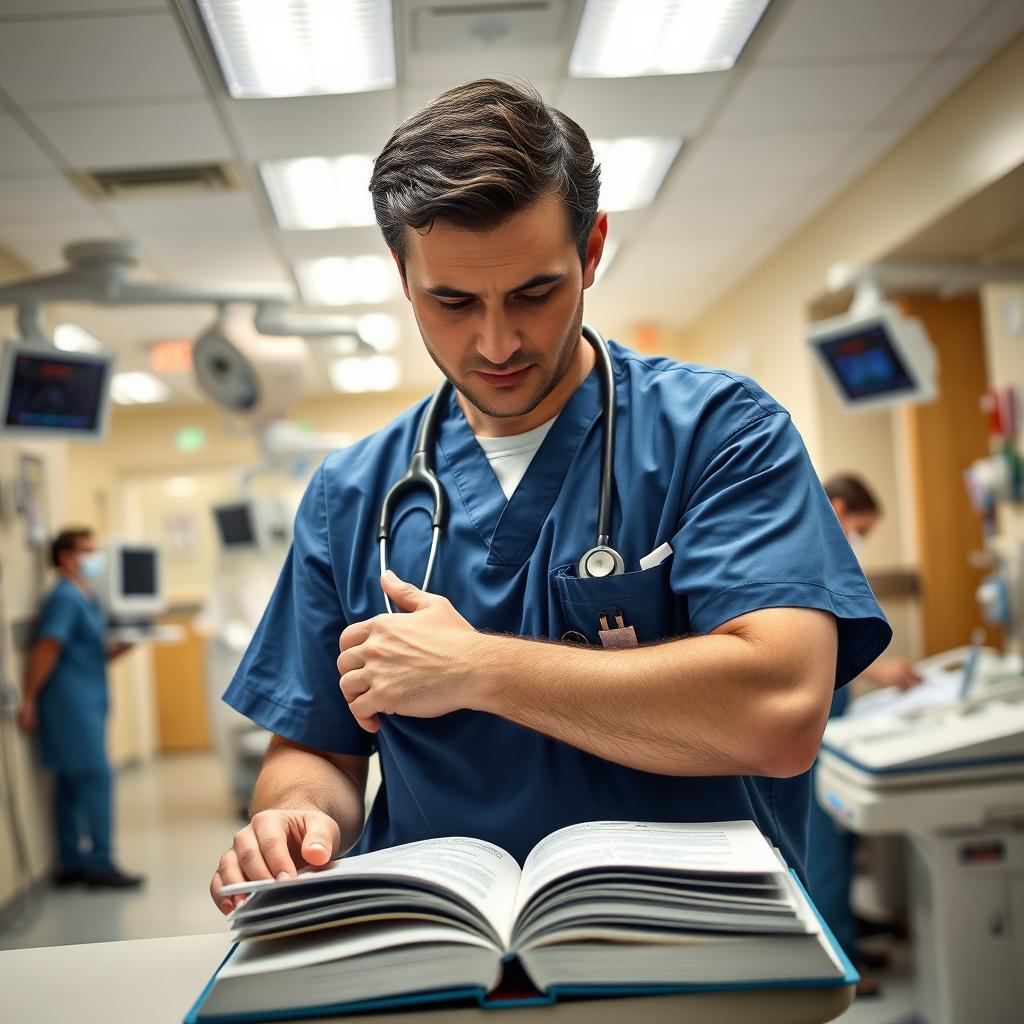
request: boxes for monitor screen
[215,503,256,546]
[120,548,157,597]
[818,323,917,401]
[2,347,110,436]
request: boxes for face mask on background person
[79,551,106,581]
[846,532,866,555]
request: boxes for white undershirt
[475,417,557,499]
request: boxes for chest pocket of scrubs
[385,497,434,589]
[553,560,681,647]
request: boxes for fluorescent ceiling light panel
[111,371,171,405]
[570,0,770,78]
[295,256,397,306]
[356,312,399,352]
[54,323,103,353]
[328,355,401,393]
[197,0,396,98]
[261,155,376,230]
[592,137,681,211]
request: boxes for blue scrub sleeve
[36,586,79,646]
[670,404,891,687]
[222,464,376,756]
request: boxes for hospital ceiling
[0,0,1022,405]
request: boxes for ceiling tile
[31,101,232,169]
[0,214,117,271]
[0,2,163,13]
[279,225,390,262]
[104,192,262,232]
[757,0,987,62]
[0,173,98,221]
[714,62,929,133]
[0,115,58,174]
[142,224,288,285]
[554,74,729,139]
[877,51,992,129]
[0,13,203,108]
[955,0,1024,51]
[225,91,400,161]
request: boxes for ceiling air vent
[410,1,563,54]
[74,162,240,200]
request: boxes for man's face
[398,192,605,428]
[62,535,97,575]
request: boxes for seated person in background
[807,473,922,996]
[18,527,142,889]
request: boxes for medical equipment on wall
[807,292,937,413]
[0,340,115,442]
[816,648,1024,1024]
[93,542,166,621]
[378,324,623,614]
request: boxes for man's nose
[476,311,522,366]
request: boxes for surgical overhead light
[197,0,396,98]
[592,137,681,211]
[295,256,397,306]
[328,355,401,394]
[569,0,770,78]
[260,155,376,230]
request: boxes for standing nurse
[210,79,892,913]
[18,528,143,889]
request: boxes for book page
[222,836,521,948]
[514,821,785,921]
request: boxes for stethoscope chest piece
[578,544,625,579]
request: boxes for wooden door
[901,295,996,654]
[151,614,212,752]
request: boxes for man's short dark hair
[51,527,93,569]
[369,78,601,270]
[823,474,881,516]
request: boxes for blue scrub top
[225,341,890,876]
[36,578,109,774]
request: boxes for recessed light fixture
[592,137,681,211]
[328,355,401,393]
[260,155,376,230]
[54,323,103,353]
[197,0,396,98]
[295,256,397,306]
[569,0,770,78]
[110,371,171,405]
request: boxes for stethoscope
[378,324,624,613]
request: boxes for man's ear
[582,210,609,290]
[389,249,410,300]
[830,497,847,518]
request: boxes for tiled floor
[1,753,923,1021]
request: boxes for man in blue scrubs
[210,80,890,914]
[19,528,143,888]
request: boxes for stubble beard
[421,293,585,420]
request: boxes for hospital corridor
[2,3,1024,1023]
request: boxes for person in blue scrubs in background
[807,474,922,995]
[210,80,891,915]
[18,527,143,889]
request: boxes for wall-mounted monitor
[0,340,115,441]
[213,498,291,553]
[98,542,164,620]
[807,303,938,413]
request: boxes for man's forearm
[251,742,366,853]
[23,640,61,700]
[471,612,836,778]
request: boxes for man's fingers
[211,849,246,914]
[250,814,298,881]
[340,670,370,703]
[300,814,341,867]
[233,832,274,882]
[337,649,365,676]
[340,619,374,651]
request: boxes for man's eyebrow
[424,273,563,299]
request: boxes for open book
[186,821,852,1022]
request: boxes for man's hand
[338,571,483,733]
[209,807,341,915]
[867,656,923,692]
[17,696,37,733]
